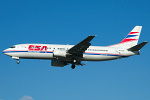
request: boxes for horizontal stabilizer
[128,41,148,51]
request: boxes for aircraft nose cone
[3,48,9,54]
[3,49,6,54]
[3,49,11,56]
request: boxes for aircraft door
[115,48,119,54]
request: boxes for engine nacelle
[51,59,67,67]
[53,50,66,57]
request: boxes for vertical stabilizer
[109,26,142,48]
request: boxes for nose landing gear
[12,57,20,64]
[17,60,20,64]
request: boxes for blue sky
[0,0,150,100]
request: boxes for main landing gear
[71,59,76,69]
[71,61,85,69]
[71,64,75,69]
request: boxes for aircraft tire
[71,64,75,69]
[17,60,20,64]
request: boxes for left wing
[67,35,95,57]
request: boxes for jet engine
[53,50,66,57]
[51,59,67,67]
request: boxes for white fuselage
[3,26,146,68]
[3,44,135,61]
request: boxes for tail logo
[109,26,142,48]
[120,32,139,44]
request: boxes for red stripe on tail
[129,32,139,35]
[121,39,138,43]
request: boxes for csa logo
[28,45,47,51]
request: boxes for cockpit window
[10,46,15,48]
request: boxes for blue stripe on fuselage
[84,53,126,57]
[3,51,53,53]
[3,51,127,57]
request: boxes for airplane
[3,26,148,69]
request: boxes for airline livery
[3,26,148,69]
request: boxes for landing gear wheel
[17,60,20,64]
[71,64,75,69]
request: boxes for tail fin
[110,26,142,48]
